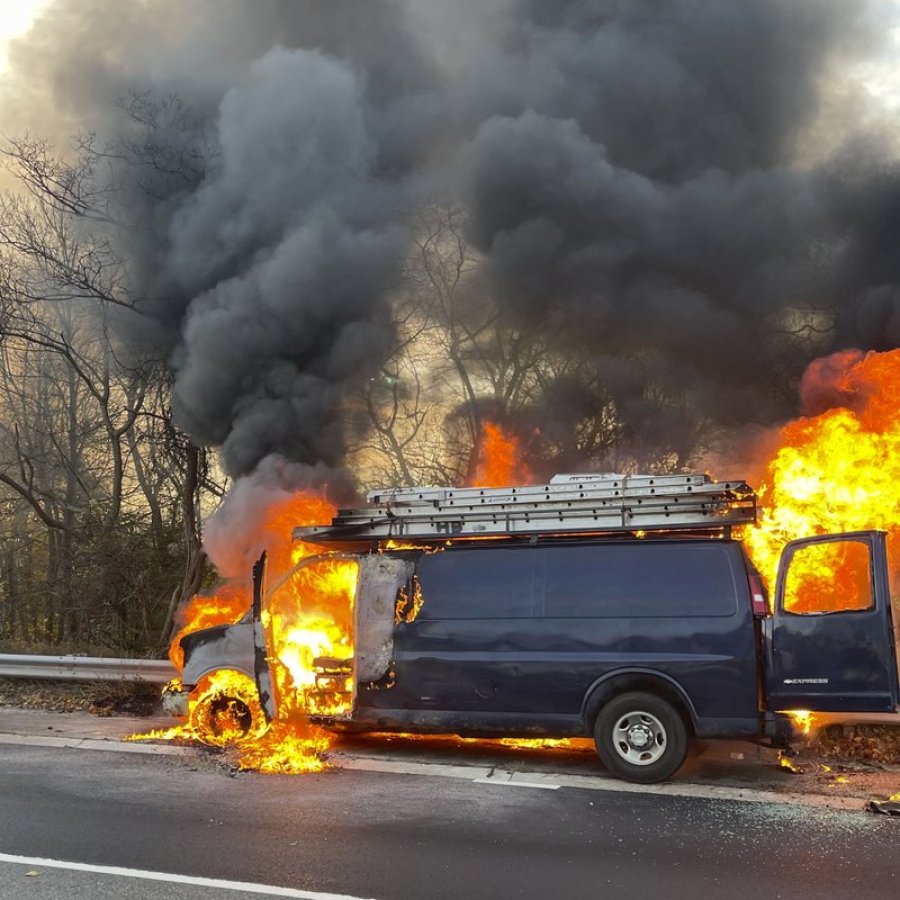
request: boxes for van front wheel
[188,671,270,748]
[594,691,689,784]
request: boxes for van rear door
[767,531,899,712]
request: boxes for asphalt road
[0,743,897,900]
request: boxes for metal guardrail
[0,654,177,683]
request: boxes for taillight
[749,573,769,616]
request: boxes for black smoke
[3,0,899,479]
[456,0,898,432]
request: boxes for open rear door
[767,531,900,712]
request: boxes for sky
[1,1,898,109]
[858,7,900,113]
[0,0,48,70]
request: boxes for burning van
[168,473,900,783]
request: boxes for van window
[783,539,873,615]
[415,548,535,619]
[541,544,737,618]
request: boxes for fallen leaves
[813,725,900,766]
[0,679,160,717]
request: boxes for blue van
[174,477,900,783]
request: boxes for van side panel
[355,541,760,738]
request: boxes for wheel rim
[611,709,668,766]
[208,696,253,739]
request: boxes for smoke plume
[3,0,900,481]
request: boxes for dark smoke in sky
[3,0,900,479]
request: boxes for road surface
[0,740,896,900]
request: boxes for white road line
[0,731,865,812]
[336,754,863,811]
[0,853,375,900]
[0,732,191,756]
[474,776,561,790]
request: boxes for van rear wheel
[594,691,689,784]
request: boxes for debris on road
[867,795,900,816]
[778,751,804,774]
[815,723,900,766]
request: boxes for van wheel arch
[582,672,697,736]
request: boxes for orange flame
[778,751,803,774]
[471,421,533,487]
[135,491,359,772]
[785,709,817,736]
[744,348,900,611]
[168,584,247,670]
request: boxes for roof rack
[294,473,757,546]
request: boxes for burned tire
[188,671,270,747]
[593,691,689,784]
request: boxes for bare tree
[0,105,220,653]
[349,202,722,490]
[349,203,555,488]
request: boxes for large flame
[134,491,359,772]
[744,349,900,746]
[744,348,900,611]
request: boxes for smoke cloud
[3,0,900,480]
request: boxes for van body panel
[766,531,900,712]
[347,707,585,737]
[580,667,702,726]
[356,540,761,736]
[180,622,256,688]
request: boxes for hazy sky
[0,0,48,70]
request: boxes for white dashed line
[474,777,561,789]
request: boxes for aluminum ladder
[295,473,757,545]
